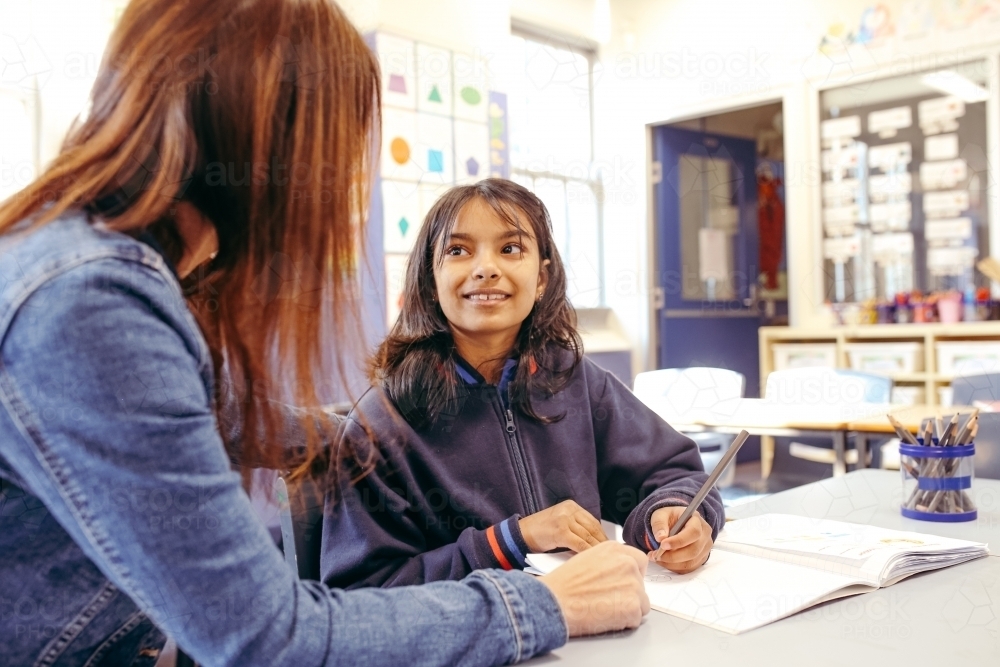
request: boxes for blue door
[652,126,762,400]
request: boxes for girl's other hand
[648,506,713,574]
[519,500,607,553]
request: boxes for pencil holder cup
[900,440,977,522]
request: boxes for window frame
[509,20,606,306]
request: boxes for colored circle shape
[390,137,411,164]
[460,86,482,106]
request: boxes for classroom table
[651,399,977,477]
[529,470,1000,666]
[650,398,895,477]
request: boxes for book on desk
[525,514,989,635]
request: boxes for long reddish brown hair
[0,0,380,479]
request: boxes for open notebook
[525,514,989,635]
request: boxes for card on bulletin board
[417,43,453,116]
[381,107,421,181]
[454,120,489,184]
[453,52,489,123]
[376,34,416,110]
[415,112,454,184]
[381,180,422,254]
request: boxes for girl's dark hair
[370,178,582,428]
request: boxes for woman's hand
[539,541,651,636]
[519,500,608,553]
[648,506,713,574]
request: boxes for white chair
[764,367,893,470]
[634,367,745,487]
[763,367,892,405]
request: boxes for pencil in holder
[900,439,977,522]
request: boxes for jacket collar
[135,230,180,279]
[454,355,518,396]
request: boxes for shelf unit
[757,322,1000,475]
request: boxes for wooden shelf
[889,372,931,382]
[757,321,1000,476]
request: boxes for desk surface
[654,398,893,433]
[659,399,977,435]
[849,404,977,434]
[531,471,1000,666]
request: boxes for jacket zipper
[500,390,539,515]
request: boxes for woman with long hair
[0,1,648,665]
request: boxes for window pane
[533,178,567,259]
[508,35,591,175]
[565,181,601,307]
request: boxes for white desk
[649,398,895,476]
[652,399,977,477]
[530,471,1000,666]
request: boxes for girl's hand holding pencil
[648,506,714,574]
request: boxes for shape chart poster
[371,32,510,326]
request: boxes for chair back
[952,373,1000,407]
[764,367,892,404]
[966,411,1000,480]
[633,367,745,415]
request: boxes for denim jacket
[0,212,566,667]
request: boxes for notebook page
[717,514,988,584]
[526,549,868,635]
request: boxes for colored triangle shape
[428,85,442,103]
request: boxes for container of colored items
[894,411,978,523]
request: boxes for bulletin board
[818,59,990,304]
[369,31,511,331]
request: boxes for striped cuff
[484,516,529,570]
[644,497,690,551]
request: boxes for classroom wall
[9,0,1000,380]
[594,0,1000,374]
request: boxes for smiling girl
[321,179,724,588]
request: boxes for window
[507,23,604,307]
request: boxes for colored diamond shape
[428,149,444,173]
[398,216,410,237]
[428,85,442,103]
[466,157,480,177]
[388,73,407,94]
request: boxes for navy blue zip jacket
[320,348,725,589]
